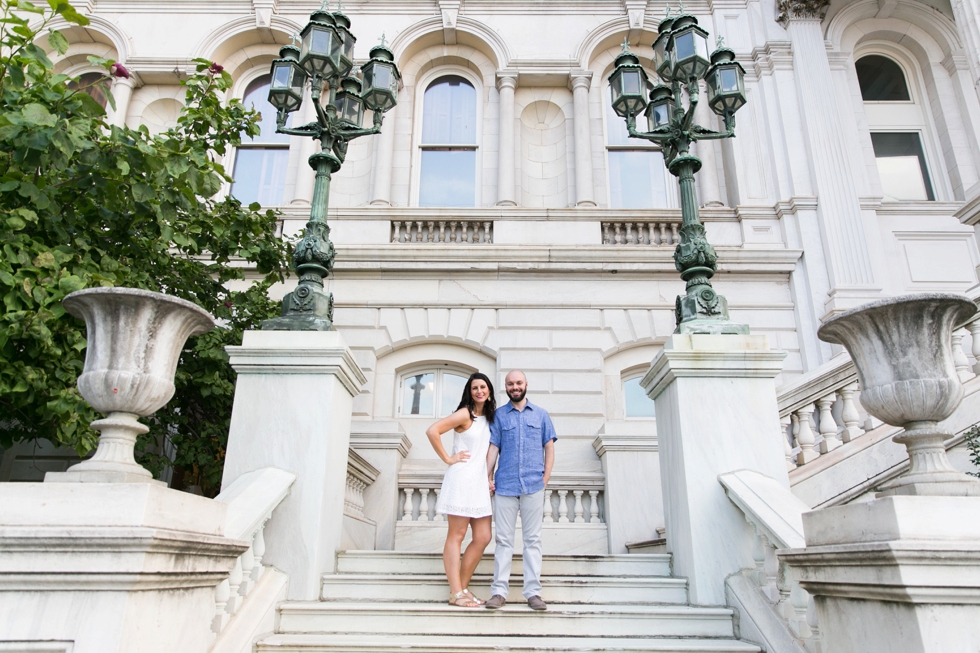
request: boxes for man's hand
[543,472,550,487]
[488,477,495,496]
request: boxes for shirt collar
[503,400,535,413]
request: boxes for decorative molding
[776,0,830,25]
[252,0,279,28]
[495,69,519,90]
[439,0,461,45]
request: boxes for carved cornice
[776,0,830,25]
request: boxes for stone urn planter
[817,293,980,496]
[45,287,215,484]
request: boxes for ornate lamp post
[609,11,747,334]
[262,4,399,331]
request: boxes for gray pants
[490,489,544,600]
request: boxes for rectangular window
[231,148,290,207]
[871,132,934,201]
[608,150,668,209]
[419,149,476,207]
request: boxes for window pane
[68,72,109,109]
[441,373,468,417]
[242,75,291,144]
[624,377,656,418]
[871,132,934,201]
[606,87,632,146]
[231,148,290,206]
[419,150,476,207]
[609,150,668,209]
[856,55,910,102]
[402,373,434,416]
[421,75,476,145]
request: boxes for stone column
[593,423,661,554]
[569,71,597,207]
[350,420,412,550]
[950,0,980,90]
[290,87,318,206]
[778,1,880,315]
[109,75,136,128]
[370,104,397,205]
[495,71,518,207]
[223,330,366,600]
[642,334,789,605]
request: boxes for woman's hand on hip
[446,450,471,465]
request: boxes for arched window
[399,368,470,418]
[605,85,669,208]
[418,75,477,207]
[67,72,109,109]
[855,54,934,201]
[622,376,656,418]
[231,75,291,207]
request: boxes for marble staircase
[256,551,761,653]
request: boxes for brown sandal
[448,590,481,607]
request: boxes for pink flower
[208,62,224,74]
[109,62,130,79]
[224,302,232,308]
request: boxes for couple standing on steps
[425,370,558,610]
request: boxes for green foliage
[0,0,291,495]
[964,424,980,478]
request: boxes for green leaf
[47,29,69,55]
[0,180,19,192]
[6,216,26,230]
[132,183,155,202]
[22,103,57,127]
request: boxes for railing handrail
[398,469,604,489]
[348,449,380,487]
[777,355,856,417]
[215,468,296,541]
[719,470,807,550]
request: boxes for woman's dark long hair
[456,372,496,424]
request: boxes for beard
[507,388,527,403]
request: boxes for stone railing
[398,473,604,524]
[391,219,493,244]
[601,220,680,246]
[211,467,296,640]
[346,449,379,520]
[720,470,820,653]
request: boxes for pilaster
[495,71,518,207]
[569,71,597,208]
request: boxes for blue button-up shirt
[489,401,558,497]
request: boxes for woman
[425,372,496,608]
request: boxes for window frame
[621,372,657,420]
[601,81,677,210]
[410,66,484,208]
[397,365,475,419]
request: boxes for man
[484,370,557,611]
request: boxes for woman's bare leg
[444,515,471,595]
[459,515,493,591]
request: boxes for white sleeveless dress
[435,415,493,518]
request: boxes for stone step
[336,551,672,577]
[320,573,689,604]
[276,602,738,639]
[258,634,762,653]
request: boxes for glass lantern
[608,50,649,118]
[334,76,364,126]
[645,84,674,130]
[668,16,711,82]
[332,12,356,77]
[268,45,306,114]
[299,14,341,78]
[361,44,400,113]
[705,47,747,116]
[652,16,674,81]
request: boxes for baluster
[238,539,255,597]
[671,223,679,245]
[603,223,611,244]
[613,223,622,244]
[952,329,973,382]
[659,222,668,245]
[427,221,435,243]
[543,489,554,522]
[251,524,266,582]
[557,490,570,523]
[969,319,980,375]
[572,490,584,523]
[469,222,478,244]
[438,221,446,243]
[415,221,423,243]
[781,414,796,470]
[402,487,415,521]
[392,221,402,243]
[625,223,634,245]
[817,394,841,453]
[839,382,864,443]
[795,404,819,465]
[483,221,491,243]
[749,526,767,587]
[212,579,231,634]
[418,488,431,521]
[639,223,649,245]
[588,490,600,523]
[225,557,244,614]
[450,221,459,243]
[433,489,444,521]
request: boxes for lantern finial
[319,0,330,10]
[678,0,686,12]
[665,5,672,17]
[620,37,631,53]
[290,33,300,47]
[379,32,387,48]
[716,34,725,48]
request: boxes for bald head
[504,370,528,407]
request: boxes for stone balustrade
[391,219,493,244]
[345,450,378,520]
[601,220,680,246]
[211,468,296,639]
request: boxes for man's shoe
[527,595,547,611]
[485,594,506,610]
